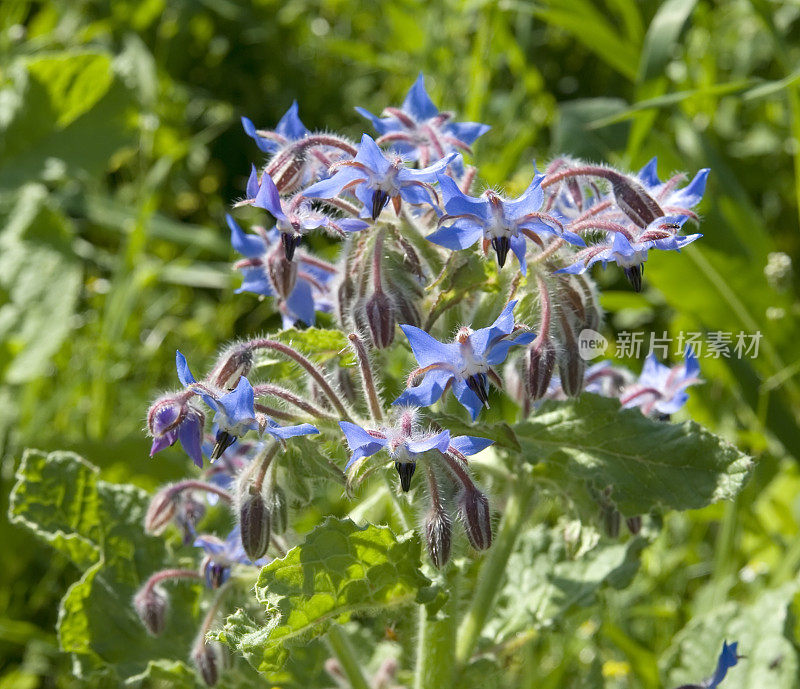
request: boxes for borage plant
[10,75,751,689]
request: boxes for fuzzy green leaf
[514,395,752,514]
[212,518,430,676]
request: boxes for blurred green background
[0,0,798,686]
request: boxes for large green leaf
[488,522,646,641]
[515,395,752,514]
[212,518,431,676]
[9,450,201,681]
[661,583,800,689]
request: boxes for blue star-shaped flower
[637,157,710,213]
[557,215,701,291]
[194,526,268,588]
[176,351,318,460]
[356,73,490,166]
[393,301,535,420]
[249,171,367,260]
[303,134,456,220]
[227,214,336,327]
[241,101,308,154]
[427,173,583,274]
[148,395,205,468]
[620,348,701,416]
[340,417,492,490]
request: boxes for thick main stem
[454,479,534,667]
[414,567,458,689]
[327,625,371,689]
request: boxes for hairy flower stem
[168,481,233,504]
[326,625,371,689]
[143,568,202,591]
[348,333,383,422]
[253,383,337,420]
[372,228,385,292]
[250,442,279,493]
[415,566,458,689]
[454,479,535,668]
[246,339,351,420]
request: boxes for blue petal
[354,106,399,135]
[176,350,197,386]
[253,173,287,220]
[406,429,450,455]
[241,116,278,154]
[399,153,458,183]
[401,73,439,121]
[303,166,364,199]
[610,232,636,258]
[485,331,536,366]
[637,157,660,187]
[393,368,453,408]
[194,535,226,556]
[338,218,369,233]
[452,377,483,421]
[339,421,388,469]
[236,267,273,296]
[275,101,308,140]
[246,164,260,199]
[286,279,316,326]
[399,324,461,369]
[227,214,265,258]
[267,421,319,439]
[672,168,709,208]
[707,641,739,689]
[683,347,700,379]
[178,416,204,468]
[509,234,528,275]
[504,173,544,217]
[445,121,491,145]
[217,377,256,426]
[426,221,483,250]
[449,435,494,455]
[469,301,519,357]
[438,173,490,219]
[355,134,392,176]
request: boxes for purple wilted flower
[194,526,267,588]
[427,173,583,274]
[246,171,367,260]
[356,73,490,167]
[176,351,318,460]
[303,134,456,221]
[674,641,740,689]
[147,393,205,468]
[557,215,701,291]
[637,157,710,215]
[620,348,701,416]
[241,101,308,154]
[394,301,535,420]
[227,214,336,327]
[340,410,492,491]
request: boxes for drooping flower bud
[555,309,584,397]
[425,505,452,568]
[365,289,395,349]
[459,488,492,551]
[625,515,642,535]
[238,490,271,562]
[144,486,178,536]
[525,334,556,401]
[601,504,621,538]
[133,584,169,636]
[192,640,224,687]
[610,175,663,228]
[211,345,254,390]
[266,246,299,299]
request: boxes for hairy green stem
[327,625,371,689]
[455,479,534,667]
[415,567,458,689]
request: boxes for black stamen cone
[623,265,643,292]
[491,236,510,267]
[394,462,416,492]
[371,190,390,220]
[466,373,490,407]
[211,430,236,461]
[281,233,302,261]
